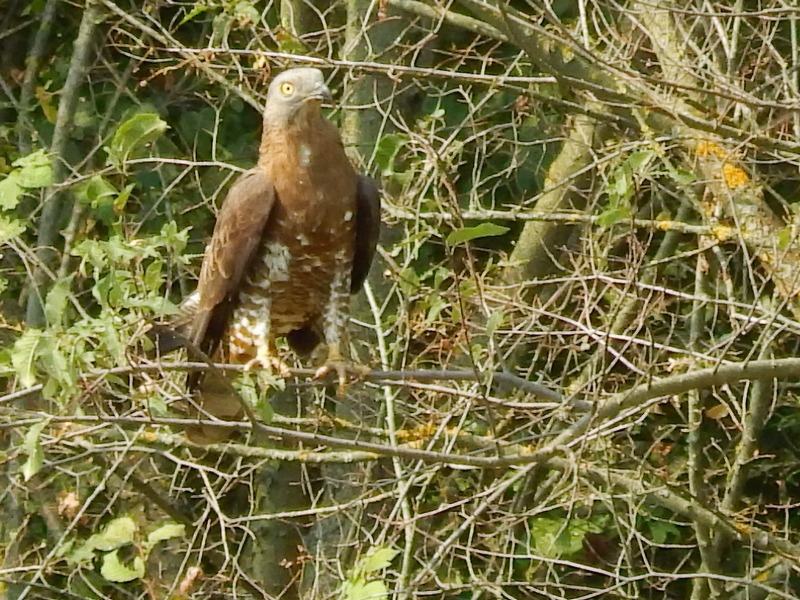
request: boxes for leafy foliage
[1,0,800,599]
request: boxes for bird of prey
[156,68,380,437]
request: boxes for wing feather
[350,175,381,293]
[191,168,276,356]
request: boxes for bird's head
[263,68,333,127]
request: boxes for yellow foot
[243,353,292,378]
[314,360,370,397]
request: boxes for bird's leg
[232,303,291,377]
[244,338,292,378]
[314,261,368,396]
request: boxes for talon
[243,349,291,378]
[314,356,370,398]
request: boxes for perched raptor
[159,68,380,436]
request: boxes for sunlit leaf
[147,522,185,546]
[13,149,53,188]
[91,516,137,551]
[0,215,25,241]
[345,580,388,600]
[100,550,145,583]
[446,223,509,246]
[0,173,22,210]
[362,547,398,573]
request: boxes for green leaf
[107,112,169,168]
[424,295,448,324]
[114,183,134,214]
[75,175,118,217]
[66,540,97,565]
[362,547,398,573]
[12,328,46,387]
[530,515,602,559]
[597,204,631,227]
[180,4,210,26]
[374,133,407,177]
[100,551,145,583]
[0,215,25,241]
[669,168,696,186]
[91,517,137,551]
[146,522,185,546]
[486,310,505,337]
[13,149,53,188]
[233,1,259,25]
[646,519,681,544]
[626,149,653,173]
[446,223,510,246]
[346,580,388,600]
[45,277,72,328]
[144,260,163,292]
[0,172,22,210]
[21,420,47,481]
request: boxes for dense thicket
[1,1,800,598]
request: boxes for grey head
[263,68,332,127]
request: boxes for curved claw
[243,350,292,378]
[314,360,370,397]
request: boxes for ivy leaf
[100,550,145,583]
[21,420,47,481]
[107,112,169,168]
[12,328,46,387]
[446,223,510,246]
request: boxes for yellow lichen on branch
[722,163,749,189]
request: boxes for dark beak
[310,82,333,103]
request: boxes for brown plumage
[157,68,380,440]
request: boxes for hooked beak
[307,82,333,103]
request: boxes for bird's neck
[258,112,319,163]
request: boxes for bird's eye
[280,82,295,96]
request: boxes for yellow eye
[280,82,294,96]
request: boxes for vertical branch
[16,0,60,154]
[341,0,399,165]
[704,341,776,583]
[503,109,598,284]
[26,0,102,327]
[688,250,716,600]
